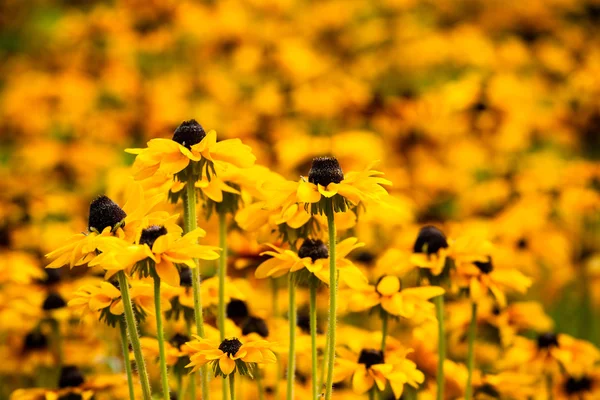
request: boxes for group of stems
[117,270,152,400]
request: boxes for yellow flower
[126,120,255,181]
[184,336,276,377]
[410,225,450,277]
[344,275,444,320]
[45,182,169,270]
[452,236,531,306]
[333,347,424,399]
[89,225,219,286]
[254,237,366,286]
[297,158,392,214]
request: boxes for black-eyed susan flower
[184,336,276,377]
[333,347,424,399]
[126,120,256,183]
[297,158,391,215]
[410,225,451,278]
[344,275,445,320]
[254,238,366,286]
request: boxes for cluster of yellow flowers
[1,0,599,400]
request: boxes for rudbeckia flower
[254,237,366,286]
[297,157,392,215]
[410,225,450,277]
[333,347,424,399]
[344,275,445,320]
[184,336,276,377]
[126,119,256,182]
[45,182,169,270]
[90,225,220,287]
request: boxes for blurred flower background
[1,0,599,399]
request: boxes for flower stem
[465,301,477,400]
[324,212,337,400]
[272,279,281,400]
[119,320,136,400]
[218,211,229,398]
[309,283,318,400]
[153,273,170,400]
[186,320,197,400]
[117,271,152,400]
[218,211,228,340]
[433,295,445,400]
[183,177,210,400]
[229,373,236,400]
[287,276,297,400]
[380,313,388,352]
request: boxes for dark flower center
[474,257,494,274]
[23,331,48,351]
[353,251,376,265]
[219,338,243,356]
[58,394,83,400]
[241,316,269,338]
[41,268,62,285]
[413,226,448,254]
[474,383,500,398]
[139,225,168,249]
[42,292,67,310]
[169,333,190,350]
[298,239,329,261]
[227,299,249,325]
[59,366,85,388]
[308,157,344,187]
[537,332,559,349]
[172,119,206,149]
[179,267,192,287]
[516,238,528,250]
[88,195,127,233]
[357,349,385,369]
[565,376,593,394]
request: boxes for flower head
[184,336,276,377]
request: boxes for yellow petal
[352,366,375,394]
[377,276,401,296]
[297,181,321,203]
[155,260,181,287]
[219,356,236,375]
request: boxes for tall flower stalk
[117,271,152,400]
[324,211,337,400]
[309,283,318,400]
[287,275,297,400]
[434,295,446,400]
[151,270,170,400]
[118,320,136,400]
[182,175,210,400]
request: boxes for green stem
[381,313,388,352]
[153,273,170,400]
[256,368,265,400]
[546,373,554,400]
[369,389,375,400]
[176,373,183,400]
[117,271,152,400]
[183,177,210,400]
[218,211,228,340]
[272,279,281,400]
[434,295,445,400]
[319,325,329,391]
[465,302,477,400]
[287,276,297,400]
[433,295,446,400]
[218,212,229,398]
[119,320,136,400]
[229,373,236,400]
[186,321,197,400]
[309,284,318,400]
[324,212,337,400]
